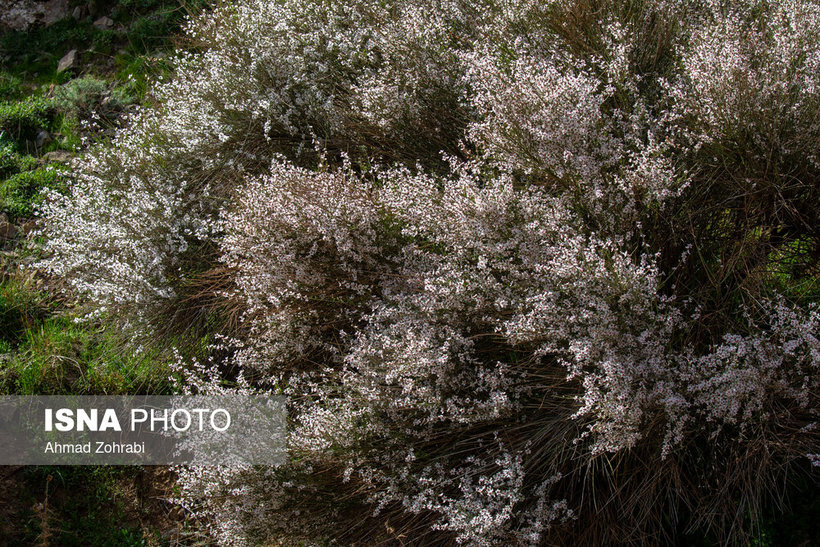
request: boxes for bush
[0,142,37,179]
[38,0,820,544]
[54,76,111,116]
[0,97,54,145]
[53,75,136,123]
[1,166,60,219]
[0,72,23,101]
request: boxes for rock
[0,0,71,31]
[43,150,72,163]
[72,6,85,20]
[35,130,51,149]
[57,49,77,73]
[0,222,17,240]
[41,0,70,27]
[0,1,37,31]
[0,213,8,224]
[93,15,113,30]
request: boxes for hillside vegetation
[0,1,206,544]
[3,0,819,545]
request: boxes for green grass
[0,278,51,345]
[0,2,202,227]
[0,4,210,545]
[0,97,55,145]
[0,276,174,396]
[0,315,175,395]
[0,2,203,400]
[0,18,93,75]
[12,466,155,546]
[0,142,38,178]
[0,1,211,228]
[0,166,62,220]
[765,236,820,305]
[0,71,24,101]
[114,51,173,98]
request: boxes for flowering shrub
[38,0,819,544]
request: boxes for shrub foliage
[39,0,819,544]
